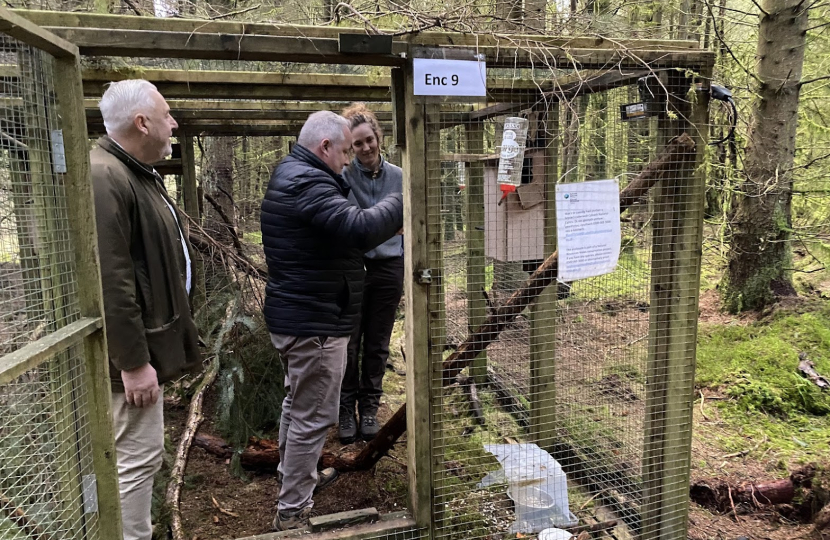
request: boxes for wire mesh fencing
[0,35,103,540]
[422,61,706,540]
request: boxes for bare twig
[166,353,220,540]
[210,4,261,20]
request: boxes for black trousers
[340,256,404,416]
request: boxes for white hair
[297,111,349,148]
[98,79,159,135]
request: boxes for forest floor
[166,289,830,540]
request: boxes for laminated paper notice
[556,179,621,281]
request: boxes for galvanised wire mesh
[0,344,99,540]
[423,59,706,540]
[0,37,99,540]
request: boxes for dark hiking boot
[272,506,316,531]
[360,414,379,441]
[339,409,357,444]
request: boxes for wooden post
[529,103,559,453]
[53,51,124,540]
[464,122,487,384]
[180,132,206,311]
[398,62,435,533]
[180,133,199,219]
[640,68,709,540]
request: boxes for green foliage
[215,318,286,449]
[697,306,830,417]
[695,304,830,464]
[725,374,789,415]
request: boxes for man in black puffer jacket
[261,111,403,531]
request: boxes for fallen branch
[355,133,697,471]
[798,351,830,390]
[166,354,220,540]
[565,519,618,535]
[457,375,486,427]
[486,367,530,429]
[815,502,830,532]
[690,477,796,513]
[192,433,360,471]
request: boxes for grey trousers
[111,387,165,540]
[271,334,349,513]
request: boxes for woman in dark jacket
[338,103,404,444]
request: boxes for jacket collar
[351,155,385,179]
[97,136,167,189]
[291,144,350,193]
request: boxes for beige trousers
[111,387,165,540]
[271,334,349,514]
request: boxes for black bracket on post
[391,67,406,148]
[339,33,393,55]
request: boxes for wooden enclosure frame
[4,9,715,540]
[0,6,123,540]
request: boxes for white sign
[413,58,486,97]
[556,179,621,281]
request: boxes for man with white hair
[261,111,403,530]
[91,79,201,540]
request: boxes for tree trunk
[524,0,547,31]
[204,137,237,246]
[721,0,808,312]
[494,0,523,30]
[323,0,336,22]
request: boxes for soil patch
[168,370,409,540]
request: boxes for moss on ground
[696,301,830,463]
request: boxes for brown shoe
[315,467,339,493]
[272,506,316,531]
[276,468,338,494]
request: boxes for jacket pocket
[134,260,154,315]
[145,315,186,382]
[336,275,351,317]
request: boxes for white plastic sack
[479,443,578,533]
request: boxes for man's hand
[121,363,159,408]
[396,228,404,235]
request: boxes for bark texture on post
[203,137,237,246]
[722,0,808,312]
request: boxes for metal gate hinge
[417,268,433,284]
[83,474,98,514]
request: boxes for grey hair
[297,111,349,148]
[98,79,159,135]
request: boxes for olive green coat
[91,136,201,391]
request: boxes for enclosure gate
[400,59,711,540]
[0,9,122,540]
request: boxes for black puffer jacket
[261,144,403,337]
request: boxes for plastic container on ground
[478,443,578,533]
[538,528,573,540]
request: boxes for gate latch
[417,268,433,284]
